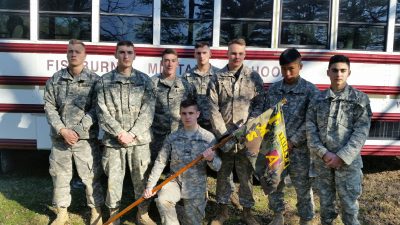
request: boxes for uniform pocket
[129,85,145,108]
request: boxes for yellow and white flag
[234,99,289,194]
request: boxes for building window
[161,0,214,45]
[0,0,30,39]
[394,0,400,51]
[280,0,330,49]
[100,0,153,43]
[337,0,388,51]
[39,0,92,40]
[220,0,273,47]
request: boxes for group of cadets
[44,38,372,225]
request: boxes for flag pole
[103,134,234,225]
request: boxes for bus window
[220,0,273,47]
[0,0,29,39]
[337,0,388,51]
[161,0,213,45]
[100,0,153,43]
[394,0,400,51]
[39,0,92,41]
[280,0,330,49]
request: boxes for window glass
[100,16,152,43]
[161,20,212,45]
[0,0,29,10]
[100,0,152,15]
[280,0,330,48]
[337,25,385,51]
[162,0,213,19]
[339,0,388,23]
[40,0,91,12]
[39,0,92,40]
[39,15,91,40]
[338,0,388,51]
[0,13,30,39]
[220,0,273,47]
[221,0,272,19]
[394,1,400,51]
[220,21,271,47]
[100,0,153,43]
[281,23,328,47]
[161,0,213,45]
[0,0,30,39]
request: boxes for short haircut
[68,39,86,50]
[328,55,350,68]
[116,40,134,49]
[162,48,178,58]
[228,38,246,47]
[180,98,199,111]
[195,41,210,49]
[279,48,301,66]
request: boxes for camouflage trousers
[102,144,151,208]
[155,180,206,225]
[216,149,255,208]
[314,159,363,225]
[268,145,315,221]
[49,139,104,208]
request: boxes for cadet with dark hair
[306,55,372,225]
[182,41,219,130]
[265,48,319,225]
[97,40,156,225]
[44,39,104,225]
[209,38,264,225]
[150,48,196,160]
[144,99,221,225]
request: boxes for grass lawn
[0,153,399,225]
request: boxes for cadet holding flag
[97,41,156,225]
[143,99,221,225]
[306,55,372,225]
[266,48,319,225]
[208,38,264,225]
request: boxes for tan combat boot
[136,204,156,225]
[230,192,243,210]
[90,207,103,225]
[108,207,120,225]
[210,204,229,225]
[241,207,260,225]
[269,212,284,225]
[51,207,69,225]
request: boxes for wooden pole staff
[103,134,234,225]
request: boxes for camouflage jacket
[182,65,219,124]
[265,77,319,148]
[44,68,99,140]
[151,74,196,136]
[306,85,372,167]
[208,65,264,138]
[147,126,221,199]
[96,69,155,147]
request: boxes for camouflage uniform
[150,74,195,160]
[208,65,264,208]
[97,69,155,208]
[147,126,221,225]
[182,65,219,130]
[265,77,319,221]
[306,85,372,225]
[44,68,103,208]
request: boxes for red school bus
[1,0,400,172]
